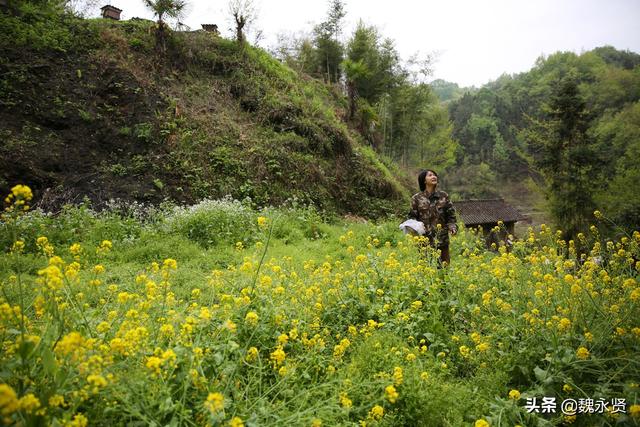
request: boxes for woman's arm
[443,196,457,234]
[408,196,420,220]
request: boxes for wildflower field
[0,186,639,426]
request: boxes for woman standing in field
[408,169,457,266]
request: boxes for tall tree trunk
[155,20,167,52]
[347,80,356,120]
[235,15,246,44]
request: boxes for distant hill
[429,79,475,103]
[0,6,410,217]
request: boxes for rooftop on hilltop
[100,5,122,20]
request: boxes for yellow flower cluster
[270,346,286,367]
[4,184,32,212]
[576,346,590,360]
[0,384,19,422]
[244,311,259,326]
[385,385,399,403]
[205,392,225,413]
[339,392,352,409]
[333,338,351,359]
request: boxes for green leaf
[42,346,58,376]
[533,366,548,382]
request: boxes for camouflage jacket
[408,190,457,247]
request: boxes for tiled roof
[101,5,122,12]
[454,199,526,226]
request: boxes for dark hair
[418,169,438,191]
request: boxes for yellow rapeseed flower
[270,346,286,367]
[0,383,19,418]
[369,405,384,420]
[393,366,403,385]
[339,392,352,409]
[459,345,471,358]
[333,338,351,359]
[163,258,177,270]
[205,392,224,413]
[385,385,399,403]
[508,389,520,400]
[241,310,258,327]
[10,240,25,254]
[146,356,163,375]
[475,419,490,427]
[18,393,41,414]
[97,240,112,255]
[160,324,175,337]
[576,346,590,360]
[66,413,88,427]
[278,334,289,345]
[9,184,33,201]
[87,374,108,390]
[70,243,82,257]
[199,307,212,321]
[48,394,65,408]
[246,347,259,362]
[96,321,110,333]
[476,342,490,352]
[223,319,237,333]
[558,318,571,332]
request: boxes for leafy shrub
[162,197,258,248]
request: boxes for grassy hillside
[0,7,410,217]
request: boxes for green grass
[1,200,638,426]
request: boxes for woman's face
[425,170,438,187]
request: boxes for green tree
[344,23,400,104]
[447,162,499,199]
[390,83,447,167]
[592,102,640,231]
[341,22,451,168]
[271,32,317,75]
[430,79,463,102]
[313,0,346,83]
[143,0,186,51]
[527,73,596,240]
[342,57,369,120]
